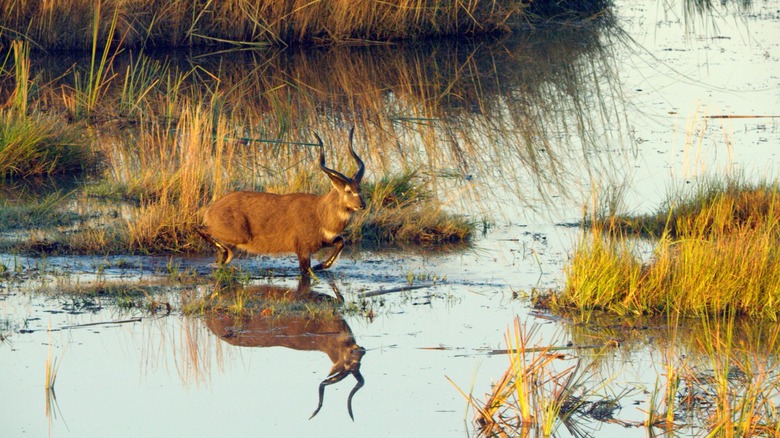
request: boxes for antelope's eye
[345,187,353,194]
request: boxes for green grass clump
[606,177,780,238]
[352,171,474,244]
[554,180,780,319]
[0,111,96,179]
[0,191,82,230]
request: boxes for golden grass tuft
[555,181,780,318]
[606,178,780,238]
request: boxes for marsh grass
[554,307,780,434]
[352,171,474,244]
[553,179,780,318]
[0,110,96,179]
[603,176,780,239]
[451,317,622,437]
[0,0,610,49]
[1,41,98,179]
[643,315,780,435]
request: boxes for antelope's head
[315,128,366,212]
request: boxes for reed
[44,325,64,432]
[45,337,60,390]
[10,40,30,115]
[450,318,617,437]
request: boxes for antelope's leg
[313,237,345,271]
[195,226,234,265]
[214,241,234,265]
[298,252,312,276]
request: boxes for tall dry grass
[0,0,610,49]
[122,100,238,252]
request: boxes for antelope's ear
[328,176,347,191]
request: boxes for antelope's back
[203,191,322,249]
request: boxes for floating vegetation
[182,279,345,318]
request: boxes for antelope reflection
[204,280,365,420]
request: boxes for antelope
[195,129,365,275]
[204,281,366,420]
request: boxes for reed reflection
[204,279,365,420]
[20,21,625,221]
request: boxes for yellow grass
[450,318,591,437]
[555,182,780,318]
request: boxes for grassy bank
[549,178,780,318]
[0,0,611,50]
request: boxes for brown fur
[196,131,365,274]
[204,282,365,419]
[205,287,362,378]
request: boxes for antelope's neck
[319,191,352,235]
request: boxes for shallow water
[2,0,780,436]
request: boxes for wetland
[2,0,780,436]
